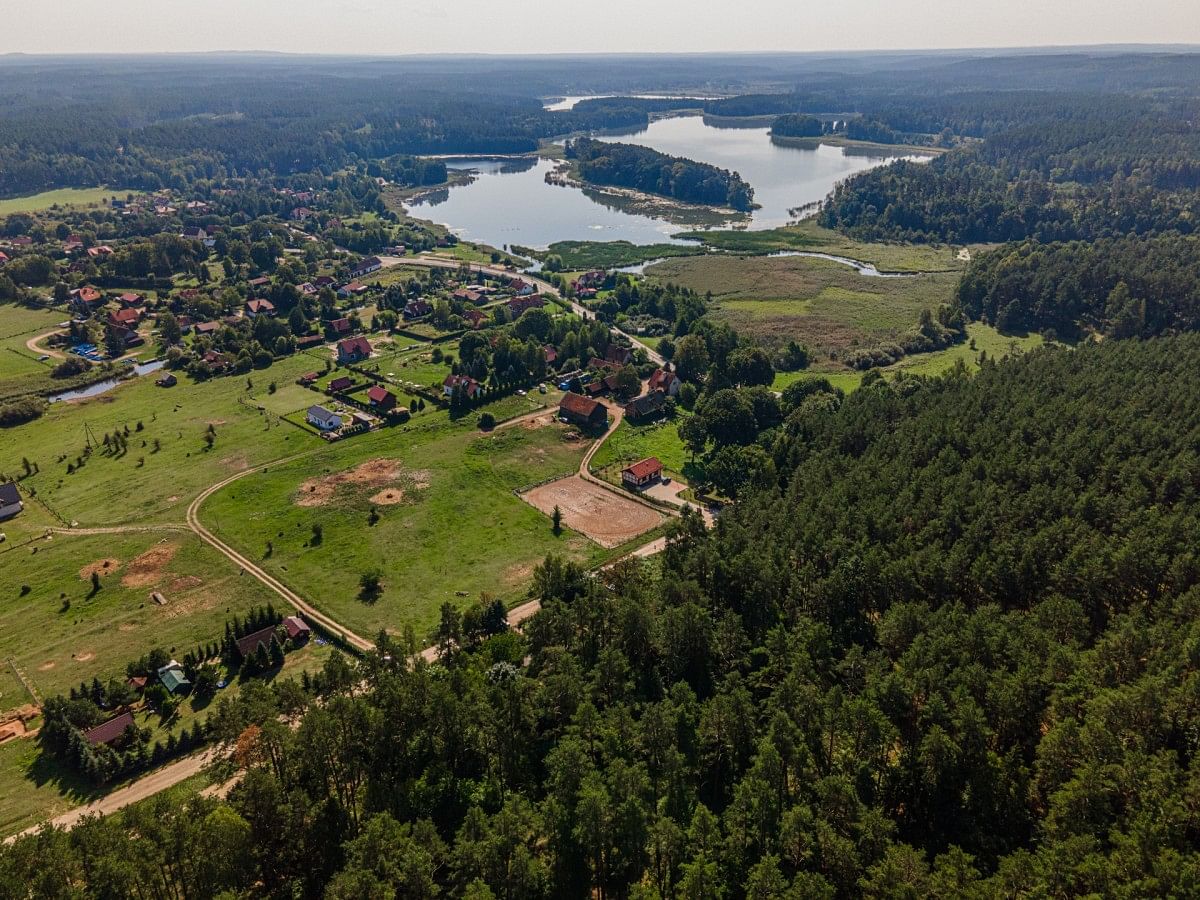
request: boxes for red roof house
[622,457,663,488]
[82,711,137,747]
[336,336,372,363]
[366,385,397,411]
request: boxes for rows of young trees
[566,139,756,211]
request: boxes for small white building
[307,405,343,432]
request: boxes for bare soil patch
[74,652,95,663]
[121,543,179,588]
[79,558,121,580]
[297,459,428,507]
[37,661,55,671]
[168,575,203,591]
[521,475,662,548]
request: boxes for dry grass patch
[78,558,121,581]
[121,543,179,588]
[296,458,428,507]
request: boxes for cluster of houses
[557,364,682,429]
[80,617,312,749]
[571,270,606,300]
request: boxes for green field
[0,188,125,215]
[589,415,699,484]
[200,418,610,640]
[0,303,70,379]
[647,253,958,355]
[771,323,1046,393]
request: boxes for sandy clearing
[121,543,179,588]
[522,475,662,548]
[370,488,405,505]
[79,558,121,580]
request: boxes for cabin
[107,308,142,329]
[307,405,343,431]
[155,372,178,388]
[464,308,487,329]
[180,226,207,241]
[366,385,398,411]
[194,321,221,336]
[337,336,372,364]
[605,345,633,366]
[648,368,682,396]
[328,376,353,393]
[443,374,482,399]
[283,616,312,643]
[329,317,353,335]
[0,483,23,521]
[622,457,663,489]
[244,298,276,318]
[543,345,559,365]
[558,392,608,430]
[82,711,136,748]
[623,390,667,422]
[118,292,145,307]
[248,276,272,289]
[295,335,325,350]
[157,661,191,695]
[507,294,545,317]
[337,282,369,299]
[508,277,536,296]
[403,299,433,320]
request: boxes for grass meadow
[0,188,126,215]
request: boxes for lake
[405,114,923,251]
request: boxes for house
[464,308,487,329]
[403,299,433,320]
[236,624,282,660]
[588,357,618,373]
[290,207,314,221]
[349,256,383,279]
[63,234,84,252]
[314,275,336,288]
[443,374,482,399]
[295,334,325,349]
[283,616,312,643]
[107,308,142,329]
[328,376,353,393]
[245,298,276,318]
[583,379,607,398]
[508,277,535,296]
[203,350,230,371]
[87,246,114,258]
[158,661,191,695]
[0,483,23,521]
[194,321,221,335]
[126,675,148,693]
[181,226,207,241]
[579,270,606,288]
[624,390,667,421]
[543,345,558,365]
[558,392,608,429]
[71,286,104,306]
[648,368,682,396]
[508,294,546,317]
[248,276,272,289]
[117,292,144,307]
[453,288,483,304]
[337,336,372,363]
[622,457,663,489]
[366,385,398,411]
[155,372,178,388]
[605,344,633,366]
[0,251,8,264]
[329,317,353,335]
[299,282,318,295]
[307,405,343,431]
[337,282,368,298]
[82,711,136,747]
[298,371,320,386]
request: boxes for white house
[307,405,343,431]
[0,483,22,521]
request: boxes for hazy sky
[3,0,1197,54]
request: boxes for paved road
[380,254,666,366]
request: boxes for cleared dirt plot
[522,475,662,548]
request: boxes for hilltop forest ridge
[1,46,1200,897]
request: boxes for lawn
[0,303,71,379]
[589,416,701,485]
[199,418,612,641]
[0,187,127,215]
[0,531,282,702]
[0,353,322,527]
[647,254,958,355]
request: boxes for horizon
[5,0,1199,56]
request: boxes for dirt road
[24,331,65,360]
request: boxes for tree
[359,570,383,603]
[552,505,563,536]
[613,365,640,399]
[673,334,711,383]
[697,389,757,448]
[726,347,774,387]
[158,311,182,346]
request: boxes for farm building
[0,483,23,520]
[155,373,177,388]
[623,390,666,421]
[307,405,343,431]
[82,711,136,747]
[647,368,682,396]
[559,392,608,429]
[328,376,353,392]
[605,345,633,366]
[236,624,281,660]
[622,457,664,489]
[349,256,383,278]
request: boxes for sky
[2,0,1197,54]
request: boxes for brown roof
[329,376,353,391]
[559,391,605,420]
[283,616,311,640]
[83,711,136,746]
[236,624,280,659]
[623,457,663,480]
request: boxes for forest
[6,336,1200,896]
[957,234,1200,338]
[566,139,756,211]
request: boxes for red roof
[623,457,663,480]
[236,624,280,659]
[246,299,275,314]
[329,376,353,391]
[331,317,352,332]
[559,391,605,420]
[337,336,372,358]
[367,385,394,404]
[109,308,141,326]
[648,369,679,392]
[283,616,311,640]
[83,711,136,746]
